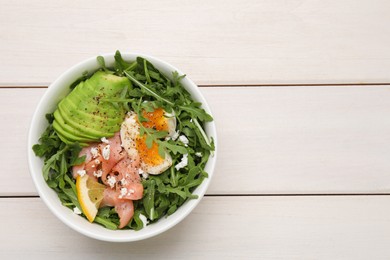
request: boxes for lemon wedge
[76,174,106,222]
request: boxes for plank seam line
[206,193,390,197]
[200,83,390,87]
[2,193,390,199]
[1,83,390,89]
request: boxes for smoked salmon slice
[72,132,145,228]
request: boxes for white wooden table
[1,0,390,258]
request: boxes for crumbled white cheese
[175,154,188,171]
[102,145,110,160]
[139,213,149,227]
[195,152,203,157]
[76,170,86,177]
[118,187,128,199]
[171,131,179,141]
[90,147,99,158]
[107,176,116,188]
[139,168,149,179]
[93,169,103,178]
[179,135,189,146]
[73,207,82,215]
[121,177,128,186]
[128,188,135,194]
[101,137,110,144]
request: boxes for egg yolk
[136,136,163,166]
[135,108,168,166]
[142,108,168,131]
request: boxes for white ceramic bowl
[27,53,217,242]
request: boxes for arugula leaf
[95,216,118,230]
[128,211,145,230]
[69,71,90,90]
[124,71,174,106]
[113,50,137,75]
[145,135,154,149]
[143,59,152,84]
[71,155,86,166]
[45,113,55,123]
[170,164,178,187]
[143,179,157,221]
[32,124,61,158]
[97,56,106,69]
[193,118,214,151]
[42,145,67,181]
[62,187,80,208]
[179,103,213,122]
[136,56,171,84]
[157,140,187,155]
[165,187,187,200]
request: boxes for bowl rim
[27,52,217,242]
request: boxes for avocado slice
[58,97,121,127]
[58,99,120,130]
[53,71,130,145]
[55,127,88,147]
[63,73,127,119]
[57,104,114,138]
[53,120,93,143]
[53,110,98,141]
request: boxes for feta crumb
[107,176,116,188]
[101,137,110,144]
[195,152,203,157]
[90,147,99,158]
[93,169,103,178]
[171,131,179,141]
[139,213,149,227]
[139,168,149,179]
[73,207,82,215]
[102,145,110,160]
[76,170,86,177]
[179,135,189,146]
[175,154,188,171]
[118,187,128,198]
[128,188,135,194]
[121,177,128,185]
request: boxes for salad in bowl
[29,51,217,241]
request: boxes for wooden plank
[1,196,390,258]
[1,0,390,86]
[4,86,390,195]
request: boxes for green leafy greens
[33,50,214,230]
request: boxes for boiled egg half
[120,108,176,175]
